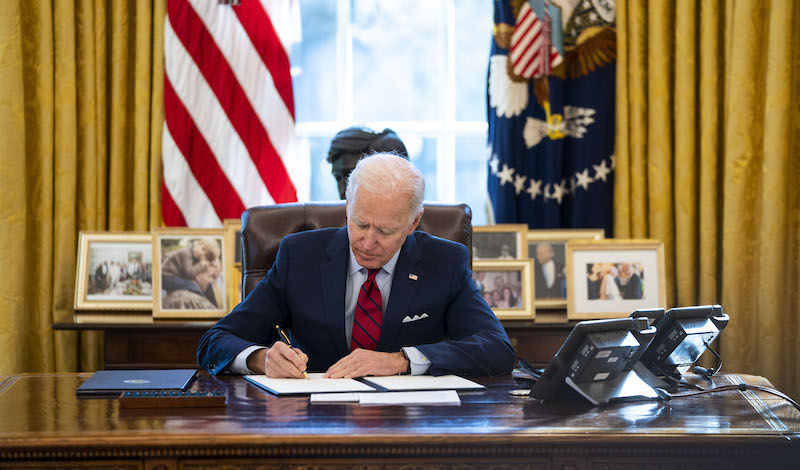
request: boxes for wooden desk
[54,319,575,369]
[0,373,797,469]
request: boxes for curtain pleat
[697,0,723,306]
[673,0,698,306]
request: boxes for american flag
[509,1,562,79]
[162,0,299,227]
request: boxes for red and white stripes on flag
[162,0,298,227]
[509,1,562,79]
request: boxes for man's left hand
[324,349,408,378]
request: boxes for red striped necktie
[352,268,382,351]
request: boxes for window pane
[455,135,490,226]
[454,0,492,122]
[292,0,338,122]
[351,0,445,121]
[393,133,438,201]
[307,135,341,201]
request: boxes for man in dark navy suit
[534,242,566,298]
[197,154,515,378]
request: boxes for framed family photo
[224,218,243,310]
[527,229,605,309]
[566,239,666,320]
[472,259,535,320]
[152,228,228,319]
[74,232,154,311]
[473,224,528,260]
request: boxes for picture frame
[566,239,666,320]
[223,218,243,310]
[230,264,243,308]
[73,232,154,311]
[471,259,535,320]
[472,224,529,260]
[152,228,229,319]
[527,229,605,309]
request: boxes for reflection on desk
[0,372,797,469]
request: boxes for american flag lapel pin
[408,273,418,281]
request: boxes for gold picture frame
[224,218,243,310]
[566,239,666,320]
[473,224,529,260]
[527,229,605,309]
[152,227,229,319]
[472,259,535,320]
[73,231,154,311]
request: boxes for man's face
[195,262,220,290]
[536,243,553,264]
[331,153,363,200]
[346,187,421,269]
[620,263,631,276]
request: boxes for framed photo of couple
[152,228,229,319]
[526,229,605,309]
[566,239,666,320]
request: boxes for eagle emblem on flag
[487,0,617,233]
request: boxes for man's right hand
[246,342,309,378]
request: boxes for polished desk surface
[0,372,798,467]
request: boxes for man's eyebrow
[351,215,398,232]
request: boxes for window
[291,0,492,225]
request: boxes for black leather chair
[240,202,472,297]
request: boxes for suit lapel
[320,228,349,358]
[379,234,423,350]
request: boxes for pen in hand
[275,324,309,379]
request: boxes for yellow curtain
[616,0,800,398]
[0,0,165,373]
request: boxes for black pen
[275,324,309,379]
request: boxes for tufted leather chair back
[240,202,472,297]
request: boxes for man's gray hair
[345,153,425,222]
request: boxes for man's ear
[408,210,423,234]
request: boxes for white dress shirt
[542,259,556,288]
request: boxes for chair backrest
[241,202,473,297]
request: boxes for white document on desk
[309,392,360,403]
[245,373,376,395]
[360,374,484,391]
[359,390,461,406]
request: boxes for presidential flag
[162,0,300,227]
[487,0,616,235]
